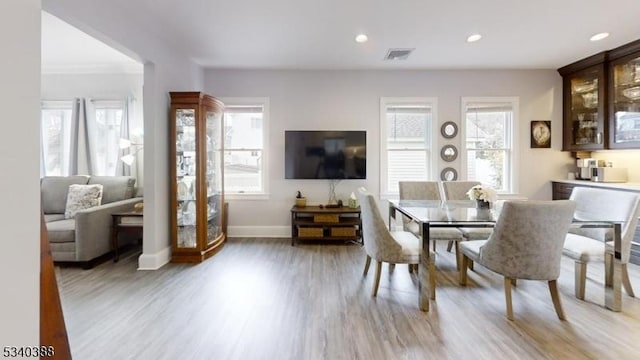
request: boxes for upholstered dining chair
[459,200,576,320]
[562,187,640,300]
[441,180,494,243]
[399,181,465,269]
[357,187,435,297]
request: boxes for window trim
[460,97,519,194]
[379,97,438,199]
[219,97,270,200]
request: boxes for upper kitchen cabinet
[558,39,640,151]
[608,40,640,149]
[558,53,608,151]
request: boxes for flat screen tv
[285,130,366,179]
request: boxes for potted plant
[295,191,307,207]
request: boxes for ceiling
[43,0,640,71]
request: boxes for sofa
[41,175,142,267]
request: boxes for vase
[476,200,491,209]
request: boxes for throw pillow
[64,184,104,219]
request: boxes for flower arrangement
[466,185,497,204]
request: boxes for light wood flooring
[56,238,640,360]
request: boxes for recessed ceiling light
[467,34,482,43]
[590,32,609,41]
[355,34,368,43]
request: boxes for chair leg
[363,255,371,276]
[604,253,613,287]
[468,259,474,271]
[372,261,383,297]
[446,240,454,252]
[548,280,566,321]
[432,239,436,252]
[408,263,413,273]
[389,263,396,272]
[622,264,635,297]
[511,278,517,287]
[504,277,514,321]
[459,255,469,286]
[454,241,461,271]
[575,261,587,300]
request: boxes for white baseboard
[227,226,290,238]
[137,246,171,270]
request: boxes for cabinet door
[563,64,607,151]
[609,52,640,149]
[175,108,198,249]
[205,108,223,245]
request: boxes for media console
[290,205,362,246]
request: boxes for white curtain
[116,97,133,176]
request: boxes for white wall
[0,0,41,347]
[204,69,573,236]
[43,0,203,269]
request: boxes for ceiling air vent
[384,48,414,61]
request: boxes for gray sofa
[41,175,141,267]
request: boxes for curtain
[116,97,132,176]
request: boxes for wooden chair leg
[446,240,454,252]
[432,239,436,252]
[454,241,461,271]
[468,259,474,271]
[622,264,635,297]
[605,253,613,287]
[363,255,371,276]
[372,261,383,297]
[408,263,413,273]
[548,280,566,320]
[575,261,587,300]
[504,277,514,321]
[389,263,396,272]
[511,278,517,287]
[459,255,469,286]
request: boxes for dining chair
[357,187,435,297]
[562,187,640,300]
[399,181,465,269]
[441,180,494,243]
[459,200,576,320]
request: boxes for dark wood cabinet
[607,40,640,149]
[170,92,226,263]
[558,53,608,151]
[558,39,640,150]
[290,205,362,246]
[552,181,640,265]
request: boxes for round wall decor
[441,121,458,139]
[440,167,458,181]
[440,145,458,162]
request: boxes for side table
[111,211,143,262]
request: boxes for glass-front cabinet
[609,50,640,149]
[170,92,225,263]
[559,55,607,151]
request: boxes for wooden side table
[111,212,143,262]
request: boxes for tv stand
[290,205,362,246]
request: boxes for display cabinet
[608,40,640,149]
[170,92,225,263]
[558,53,608,151]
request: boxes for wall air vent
[384,48,414,61]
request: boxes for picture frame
[531,120,551,148]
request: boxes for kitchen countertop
[552,179,640,192]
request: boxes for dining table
[387,199,624,313]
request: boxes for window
[380,97,437,196]
[92,100,124,176]
[462,97,518,193]
[41,101,73,176]
[222,98,269,198]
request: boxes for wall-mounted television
[285,130,366,179]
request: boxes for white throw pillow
[64,184,104,219]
